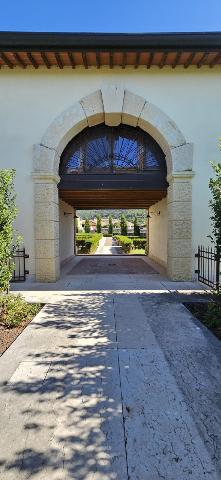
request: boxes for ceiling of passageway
[59,188,167,208]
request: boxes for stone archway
[33,86,194,282]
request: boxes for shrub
[0,169,21,292]
[84,218,90,233]
[133,238,146,249]
[76,233,102,254]
[114,235,133,253]
[133,216,140,236]
[108,215,113,235]
[120,215,128,236]
[203,303,221,329]
[96,215,102,233]
[0,294,41,328]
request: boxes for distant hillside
[76,209,146,222]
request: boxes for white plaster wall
[0,66,220,275]
[149,198,168,267]
[59,199,74,263]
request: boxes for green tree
[0,169,20,292]
[133,216,140,236]
[84,218,90,233]
[96,215,102,233]
[108,215,113,235]
[209,158,221,254]
[120,214,127,236]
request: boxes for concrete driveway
[0,257,220,479]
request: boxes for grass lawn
[129,248,146,255]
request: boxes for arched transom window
[59,124,166,175]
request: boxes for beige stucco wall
[149,198,167,267]
[0,66,220,276]
[59,200,74,263]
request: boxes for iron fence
[195,246,220,290]
[10,248,29,282]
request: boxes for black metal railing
[10,248,29,282]
[195,246,220,290]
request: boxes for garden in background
[76,209,147,255]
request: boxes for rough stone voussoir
[80,90,104,127]
[33,144,60,174]
[101,85,124,126]
[41,102,88,157]
[170,143,193,172]
[122,90,146,127]
[138,102,186,153]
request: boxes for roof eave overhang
[1,31,221,51]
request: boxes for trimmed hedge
[114,235,146,253]
[133,238,146,249]
[114,235,133,253]
[76,233,102,254]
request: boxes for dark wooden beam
[134,51,140,69]
[27,52,38,68]
[147,52,153,68]
[110,51,114,69]
[122,51,127,69]
[159,52,167,68]
[172,51,181,68]
[96,52,100,68]
[68,52,75,68]
[197,52,208,68]
[14,52,26,68]
[82,51,88,68]
[0,52,14,68]
[41,52,51,68]
[55,52,63,69]
[184,52,195,68]
[209,52,221,68]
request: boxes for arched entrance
[33,86,193,282]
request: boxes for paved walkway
[95,236,122,254]
[0,257,221,479]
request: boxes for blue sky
[1,0,221,33]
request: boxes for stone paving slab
[119,347,219,480]
[140,296,221,476]
[1,265,220,480]
[68,257,157,275]
[0,347,127,480]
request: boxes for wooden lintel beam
[184,52,195,68]
[14,52,26,68]
[27,52,38,68]
[0,52,14,68]
[41,52,51,68]
[209,52,221,68]
[55,52,63,69]
[159,52,167,69]
[197,52,208,68]
[172,52,181,69]
[96,52,100,68]
[147,52,153,69]
[68,52,75,68]
[82,52,88,68]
